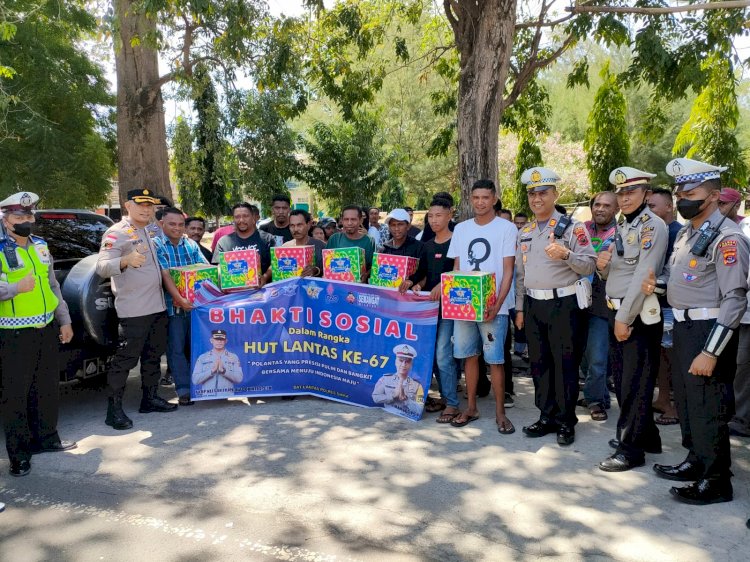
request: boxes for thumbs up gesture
[545,230,569,260]
[596,249,612,271]
[641,268,657,295]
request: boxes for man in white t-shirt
[447,179,517,434]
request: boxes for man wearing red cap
[718,188,744,224]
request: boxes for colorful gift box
[168,264,219,303]
[218,249,261,291]
[440,272,497,321]
[369,253,419,288]
[323,248,366,282]
[272,245,315,281]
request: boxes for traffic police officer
[0,192,77,476]
[516,167,597,446]
[646,158,748,504]
[96,188,177,430]
[597,167,668,472]
[371,344,425,417]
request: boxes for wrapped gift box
[323,248,366,282]
[218,249,261,291]
[440,271,497,321]
[272,245,315,281]
[369,253,419,288]
[168,264,219,303]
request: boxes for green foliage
[193,65,228,219]
[0,0,114,207]
[379,176,405,210]
[236,89,299,214]
[171,116,200,214]
[300,112,391,216]
[673,54,749,188]
[584,62,629,193]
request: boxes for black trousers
[526,294,583,426]
[608,313,662,461]
[108,312,168,396]
[673,319,737,479]
[0,323,60,463]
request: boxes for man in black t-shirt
[259,194,293,245]
[213,202,275,286]
[405,198,460,424]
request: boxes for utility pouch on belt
[640,294,661,325]
[575,278,592,310]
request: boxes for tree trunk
[114,0,171,205]
[449,0,517,219]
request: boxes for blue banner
[190,278,439,420]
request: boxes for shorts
[453,314,509,364]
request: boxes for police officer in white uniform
[516,167,597,446]
[647,158,749,505]
[371,344,425,417]
[597,168,668,472]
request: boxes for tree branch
[565,0,750,15]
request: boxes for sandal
[655,414,679,425]
[436,410,460,424]
[450,412,480,427]
[425,397,447,413]
[589,404,608,421]
[497,418,515,434]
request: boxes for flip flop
[451,413,480,427]
[436,411,460,424]
[655,415,679,425]
[497,419,515,434]
[425,397,447,413]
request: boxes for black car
[31,210,119,382]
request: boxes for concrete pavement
[0,365,748,561]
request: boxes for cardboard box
[272,245,315,281]
[323,248,366,282]
[218,249,261,291]
[168,264,219,303]
[369,253,419,288]
[440,271,497,321]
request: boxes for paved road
[1,363,749,561]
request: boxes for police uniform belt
[526,284,577,300]
[673,308,720,322]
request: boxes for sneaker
[160,375,174,386]
[504,393,515,408]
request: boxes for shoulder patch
[641,238,653,250]
[721,241,738,265]
[641,214,651,223]
[641,225,655,234]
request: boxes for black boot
[139,386,178,413]
[106,396,133,430]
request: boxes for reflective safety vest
[0,236,58,329]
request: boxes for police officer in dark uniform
[597,168,668,472]
[96,189,178,430]
[516,167,597,446]
[0,192,77,476]
[647,158,749,504]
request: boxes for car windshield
[32,212,112,261]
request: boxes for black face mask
[10,221,33,238]
[676,198,707,220]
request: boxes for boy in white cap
[646,157,748,504]
[516,167,596,445]
[597,167,668,472]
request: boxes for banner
[190,278,439,420]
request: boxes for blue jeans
[167,312,192,397]
[582,314,610,407]
[433,318,459,408]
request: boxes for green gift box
[323,248,366,282]
[168,264,219,303]
[440,271,497,321]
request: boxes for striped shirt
[154,235,208,315]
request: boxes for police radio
[690,200,737,257]
[553,202,581,239]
